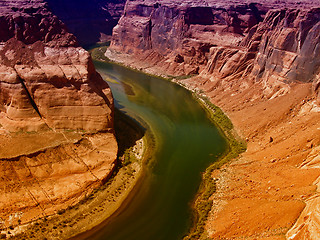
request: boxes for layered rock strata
[108,0,320,239]
[109,0,320,100]
[0,133,117,228]
[0,0,117,228]
[0,1,114,132]
[109,0,268,76]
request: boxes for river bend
[84,59,227,240]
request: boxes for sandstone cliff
[109,0,268,76]
[0,0,117,229]
[108,1,320,239]
[0,0,114,132]
[109,0,320,101]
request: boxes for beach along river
[83,59,227,240]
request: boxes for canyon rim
[1,0,320,239]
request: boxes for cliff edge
[0,0,117,229]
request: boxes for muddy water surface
[82,60,227,240]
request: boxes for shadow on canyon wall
[114,108,146,162]
[45,0,125,45]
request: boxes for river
[80,59,227,240]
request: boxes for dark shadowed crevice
[248,3,263,23]
[17,75,43,119]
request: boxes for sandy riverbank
[178,77,320,239]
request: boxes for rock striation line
[0,0,118,229]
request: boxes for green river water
[81,59,227,240]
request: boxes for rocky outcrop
[109,0,269,76]
[46,0,126,45]
[0,0,117,228]
[0,0,114,133]
[285,145,320,240]
[0,133,117,228]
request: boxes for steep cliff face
[46,0,126,45]
[0,0,114,133]
[200,7,320,99]
[109,0,320,100]
[0,0,117,228]
[109,0,268,76]
[250,8,320,98]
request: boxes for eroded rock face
[248,8,320,98]
[110,0,268,76]
[0,0,114,133]
[0,132,117,227]
[109,0,320,100]
[199,7,320,100]
[0,0,118,227]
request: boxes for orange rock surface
[0,0,118,227]
[181,78,320,239]
[0,132,117,227]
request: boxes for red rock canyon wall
[0,0,114,133]
[0,0,118,229]
[109,0,320,100]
